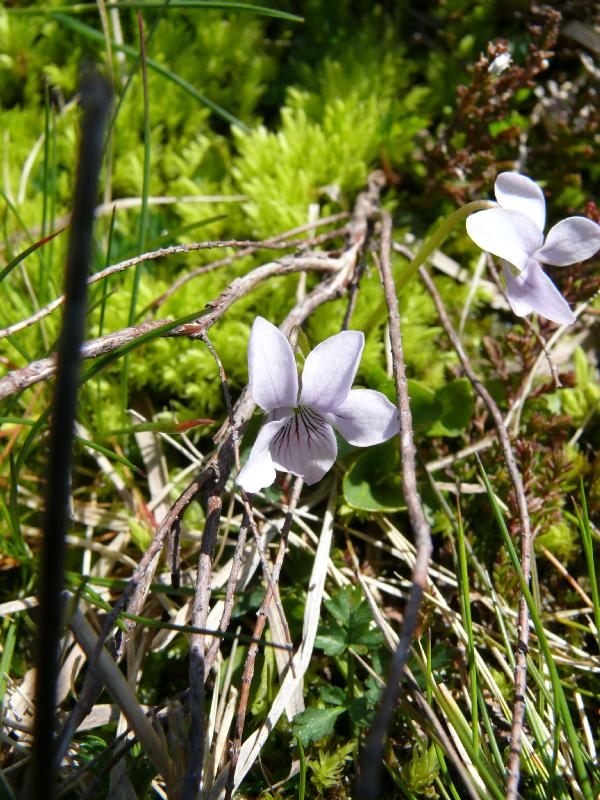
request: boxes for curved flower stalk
[466,172,600,324]
[237,317,400,492]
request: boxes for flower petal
[503,261,575,325]
[248,316,298,411]
[299,330,364,412]
[329,389,399,446]
[466,208,543,271]
[270,408,337,485]
[237,417,291,493]
[536,217,600,266]
[494,172,546,230]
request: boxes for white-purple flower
[237,317,400,493]
[466,172,600,325]
[488,52,512,76]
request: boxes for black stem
[31,71,111,800]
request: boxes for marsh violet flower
[237,317,400,492]
[466,172,600,325]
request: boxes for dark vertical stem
[31,72,111,800]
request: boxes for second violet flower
[466,172,600,325]
[237,317,400,493]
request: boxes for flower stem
[366,200,494,335]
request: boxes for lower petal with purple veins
[237,416,291,493]
[270,407,337,485]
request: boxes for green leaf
[0,227,65,284]
[314,622,347,657]
[292,706,345,747]
[408,379,442,430]
[347,696,371,727]
[427,378,474,437]
[319,685,347,707]
[316,586,384,656]
[343,440,405,512]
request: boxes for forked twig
[356,212,432,800]
[418,265,533,800]
[0,217,348,340]
[0,254,345,401]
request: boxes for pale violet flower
[466,172,600,324]
[237,317,400,493]
[488,52,512,76]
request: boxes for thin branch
[418,265,533,800]
[356,211,432,800]
[202,511,251,675]
[183,476,222,800]
[0,217,348,340]
[0,254,345,400]
[151,225,348,312]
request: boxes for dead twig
[356,211,432,800]
[0,254,346,401]
[0,216,349,340]
[55,470,212,765]
[418,265,533,800]
[152,223,348,312]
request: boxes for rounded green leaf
[343,440,405,512]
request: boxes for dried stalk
[68,605,169,780]
[55,470,212,764]
[356,212,432,800]
[418,265,533,800]
[152,223,349,311]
